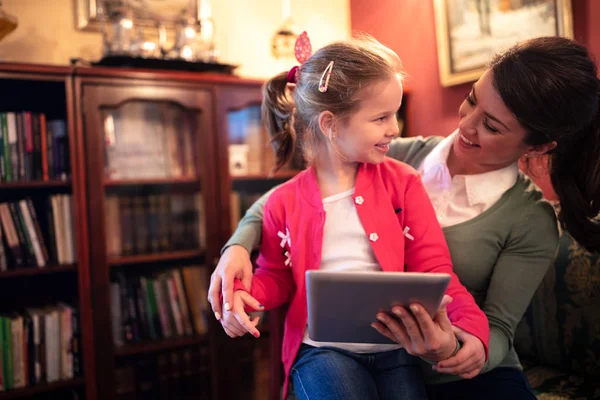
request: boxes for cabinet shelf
[108,249,206,267]
[0,378,85,399]
[0,180,71,189]
[114,335,207,357]
[0,264,77,279]
[104,177,200,187]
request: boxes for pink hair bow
[286,31,312,84]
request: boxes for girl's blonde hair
[262,34,404,171]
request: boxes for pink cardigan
[236,158,490,397]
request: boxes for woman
[209,37,600,400]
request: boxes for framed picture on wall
[433,0,573,87]
[76,0,200,31]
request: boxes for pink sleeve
[402,174,490,356]
[241,198,295,310]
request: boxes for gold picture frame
[433,0,573,87]
[75,0,201,31]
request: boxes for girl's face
[453,70,531,174]
[332,74,403,165]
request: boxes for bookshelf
[0,65,93,400]
[76,66,221,400]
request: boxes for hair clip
[319,61,334,93]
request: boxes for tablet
[305,270,451,344]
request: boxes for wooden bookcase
[0,64,95,400]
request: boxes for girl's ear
[318,110,335,139]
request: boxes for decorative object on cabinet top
[92,55,237,74]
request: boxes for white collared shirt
[418,131,519,228]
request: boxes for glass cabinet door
[81,83,215,400]
[103,101,198,181]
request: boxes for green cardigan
[224,136,559,384]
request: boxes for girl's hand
[372,295,457,362]
[221,290,264,338]
[433,326,486,379]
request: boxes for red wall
[350,0,600,139]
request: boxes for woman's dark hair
[490,36,600,253]
[262,35,403,171]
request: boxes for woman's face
[453,70,531,174]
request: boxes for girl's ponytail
[262,72,295,172]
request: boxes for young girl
[221,34,490,400]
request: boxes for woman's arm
[436,202,559,375]
[235,195,295,310]
[222,186,278,254]
[223,195,296,336]
[209,187,278,320]
[479,203,558,373]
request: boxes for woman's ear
[318,111,335,139]
[527,141,557,156]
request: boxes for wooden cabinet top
[0,61,263,86]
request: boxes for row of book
[115,347,210,400]
[0,112,69,183]
[105,194,205,257]
[110,266,209,345]
[104,103,196,180]
[0,304,81,392]
[0,195,76,270]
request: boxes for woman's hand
[433,326,486,379]
[221,290,264,338]
[372,295,457,362]
[208,245,254,321]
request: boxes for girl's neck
[313,150,358,198]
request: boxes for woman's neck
[313,149,358,198]
[446,145,516,177]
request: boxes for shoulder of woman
[510,195,560,251]
[387,135,444,163]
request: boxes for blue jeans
[426,367,536,400]
[290,344,428,400]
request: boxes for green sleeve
[221,186,279,254]
[480,202,559,373]
[386,136,443,169]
